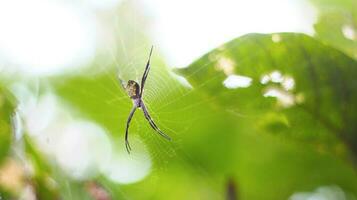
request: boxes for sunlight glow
[11,86,113,180]
[260,74,270,84]
[87,0,123,10]
[21,94,57,137]
[104,138,152,184]
[223,74,252,89]
[144,0,317,67]
[289,185,351,200]
[342,24,356,41]
[56,121,112,179]
[260,71,295,91]
[272,34,282,43]
[270,70,284,83]
[215,57,235,75]
[0,0,96,76]
[282,76,295,91]
[264,87,295,107]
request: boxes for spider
[118,46,171,153]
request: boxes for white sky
[0,0,97,76]
[0,0,316,75]
[143,0,317,67]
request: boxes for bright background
[0,0,357,199]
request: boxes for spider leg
[125,106,137,153]
[141,101,171,141]
[140,46,153,97]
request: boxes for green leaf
[0,86,15,164]
[176,33,357,160]
[310,0,357,59]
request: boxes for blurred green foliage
[311,0,357,59]
[174,33,357,199]
[0,87,14,164]
[177,33,357,160]
[45,33,357,199]
[0,87,15,199]
[1,1,357,200]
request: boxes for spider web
[50,2,266,198]
[87,60,219,197]
[7,1,355,200]
[70,2,268,188]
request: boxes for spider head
[126,80,140,98]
